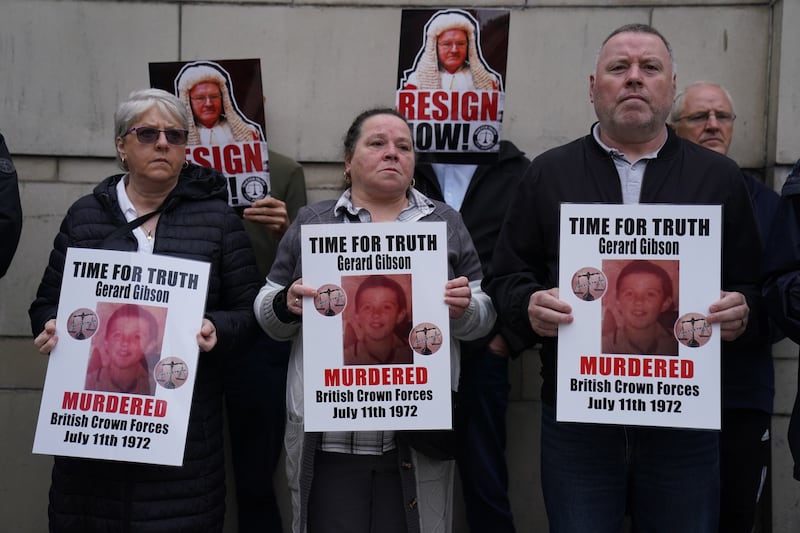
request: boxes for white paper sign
[33,248,210,465]
[557,204,722,429]
[301,221,452,432]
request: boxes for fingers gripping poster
[557,204,722,430]
[301,222,452,432]
[33,248,210,466]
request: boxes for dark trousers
[455,348,515,533]
[541,404,719,533]
[719,408,771,533]
[308,450,407,533]
[224,331,291,533]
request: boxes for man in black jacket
[415,140,529,533]
[486,24,761,532]
[0,133,22,278]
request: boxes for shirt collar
[115,174,139,222]
[591,122,666,162]
[333,187,435,222]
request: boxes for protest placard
[300,221,452,432]
[396,8,509,164]
[150,58,269,207]
[557,203,722,429]
[33,248,209,465]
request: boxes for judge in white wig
[176,62,263,145]
[402,9,501,91]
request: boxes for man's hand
[528,288,573,337]
[243,197,290,238]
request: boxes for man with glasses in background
[670,81,779,533]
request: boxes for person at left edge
[0,132,22,278]
[254,108,495,533]
[29,88,260,532]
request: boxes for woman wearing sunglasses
[29,88,260,532]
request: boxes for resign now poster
[33,248,210,466]
[150,58,270,208]
[556,204,722,430]
[301,222,452,432]
[396,8,509,164]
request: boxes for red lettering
[59,392,168,417]
[92,394,105,411]
[579,356,597,374]
[322,367,430,386]
[432,91,448,121]
[130,396,143,415]
[417,91,431,121]
[242,142,264,172]
[480,91,499,121]
[580,356,694,378]
[463,91,478,120]
[223,145,243,173]
[397,91,415,120]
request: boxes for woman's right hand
[287,278,317,316]
[34,319,58,355]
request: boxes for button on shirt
[592,123,665,204]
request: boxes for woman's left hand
[444,276,471,319]
[197,318,218,352]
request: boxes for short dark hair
[354,275,407,313]
[615,260,673,301]
[600,23,675,71]
[343,108,412,159]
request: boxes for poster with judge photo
[556,203,722,430]
[150,58,270,208]
[396,8,509,164]
[32,248,210,466]
[300,221,452,432]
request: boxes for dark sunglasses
[123,126,189,145]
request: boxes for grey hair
[595,23,677,74]
[114,88,188,169]
[669,81,735,124]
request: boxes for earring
[121,157,128,171]
[182,160,189,169]
[343,170,352,185]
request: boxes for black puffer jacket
[29,163,260,533]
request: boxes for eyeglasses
[675,111,736,125]
[190,94,221,104]
[438,40,467,49]
[123,127,189,145]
